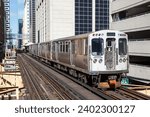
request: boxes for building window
[95,0,109,31]
[75,0,92,35]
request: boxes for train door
[48,42,52,60]
[52,42,58,61]
[66,41,71,64]
[70,40,76,66]
[105,38,116,70]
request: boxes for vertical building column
[49,0,53,40]
[4,0,10,40]
[73,0,75,35]
[92,0,95,32]
[109,0,112,29]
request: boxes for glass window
[65,42,69,53]
[119,38,127,55]
[92,38,104,56]
[63,42,65,52]
[59,42,62,52]
[52,43,55,52]
[75,0,92,34]
[48,43,51,51]
[72,41,75,54]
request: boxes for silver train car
[29,30,128,88]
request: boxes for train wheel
[82,76,87,84]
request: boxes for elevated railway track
[17,53,150,100]
[18,54,104,100]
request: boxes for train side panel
[71,39,88,70]
[52,42,58,61]
[28,30,128,88]
[46,42,52,60]
[57,41,71,65]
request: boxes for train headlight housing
[123,58,126,62]
[119,59,122,63]
[99,59,103,63]
[93,59,97,63]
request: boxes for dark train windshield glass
[92,38,104,56]
[119,38,127,55]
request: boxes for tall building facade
[18,19,23,34]
[36,0,109,43]
[0,0,6,61]
[29,0,36,43]
[4,0,10,39]
[75,0,109,35]
[111,0,150,80]
[22,0,30,46]
[18,19,23,49]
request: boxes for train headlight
[119,59,122,63]
[93,59,97,63]
[99,59,103,63]
[123,58,126,62]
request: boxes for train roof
[52,32,91,42]
[29,30,126,45]
[52,30,126,42]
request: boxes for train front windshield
[92,38,104,56]
[119,38,127,55]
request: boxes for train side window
[66,42,69,53]
[119,38,127,55]
[58,42,60,52]
[92,38,104,56]
[63,42,65,52]
[72,41,75,54]
[48,43,51,51]
[60,42,62,52]
[52,43,55,52]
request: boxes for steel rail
[120,87,150,100]
[18,55,48,100]
[28,54,114,100]
[18,54,85,100]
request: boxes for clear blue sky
[10,0,24,34]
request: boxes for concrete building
[22,0,30,46]
[29,0,36,43]
[111,0,150,81]
[36,0,109,43]
[0,0,6,61]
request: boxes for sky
[10,0,24,34]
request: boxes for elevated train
[28,30,129,88]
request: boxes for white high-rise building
[36,0,110,43]
[22,0,30,46]
[111,0,150,81]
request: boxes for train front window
[119,38,127,55]
[92,38,104,56]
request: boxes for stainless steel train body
[29,30,128,88]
